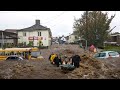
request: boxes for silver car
[94,51,120,59]
[6,55,24,61]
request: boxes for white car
[94,51,120,59]
[6,55,24,61]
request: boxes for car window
[95,53,106,57]
[6,57,12,60]
[99,53,106,57]
[15,57,19,60]
[114,52,119,55]
[109,52,119,56]
[95,53,100,57]
[10,57,16,60]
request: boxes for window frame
[23,32,26,36]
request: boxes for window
[38,32,41,36]
[15,57,19,60]
[40,32,41,36]
[6,57,11,60]
[38,32,39,36]
[23,32,26,36]
[95,53,100,57]
[99,53,106,57]
[109,52,119,56]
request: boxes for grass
[103,45,120,53]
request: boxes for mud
[0,44,120,79]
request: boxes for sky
[0,11,119,37]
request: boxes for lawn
[103,45,120,53]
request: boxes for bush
[38,46,48,49]
[103,45,120,54]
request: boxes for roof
[0,31,18,39]
[18,20,49,31]
[5,29,18,33]
[100,51,117,53]
[17,20,52,38]
[111,32,120,36]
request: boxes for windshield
[95,53,106,57]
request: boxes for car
[94,51,120,59]
[6,55,24,61]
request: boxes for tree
[27,41,33,47]
[38,40,43,48]
[73,11,115,47]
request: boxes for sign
[28,36,38,40]
[34,37,38,40]
[28,37,33,40]
[38,37,43,40]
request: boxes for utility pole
[85,11,88,50]
[95,11,97,47]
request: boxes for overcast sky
[0,11,119,37]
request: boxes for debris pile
[0,61,35,79]
[0,44,120,79]
[67,54,120,79]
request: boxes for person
[62,55,68,64]
[48,53,54,61]
[53,54,60,67]
[49,53,57,64]
[71,54,81,68]
[89,44,95,52]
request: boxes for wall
[18,30,51,46]
[68,35,75,43]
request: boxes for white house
[17,20,52,47]
[68,33,77,43]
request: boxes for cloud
[0,11,119,37]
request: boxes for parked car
[94,51,120,59]
[6,55,24,61]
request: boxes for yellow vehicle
[31,47,39,51]
[0,48,32,60]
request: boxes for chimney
[35,20,40,25]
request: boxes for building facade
[17,20,52,47]
[0,30,18,48]
[105,33,120,45]
[68,34,77,43]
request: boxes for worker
[49,53,57,64]
[53,54,60,67]
[48,53,54,61]
[71,54,81,68]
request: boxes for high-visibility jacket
[50,54,56,62]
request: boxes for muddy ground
[0,44,120,79]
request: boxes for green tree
[38,40,43,48]
[28,41,33,47]
[73,11,115,47]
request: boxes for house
[68,33,77,43]
[0,30,18,48]
[17,20,52,47]
[105,32,120,45]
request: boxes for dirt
[0,44,120,79]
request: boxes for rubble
[53,45,120,79]
[0,44,120,79]
[0,61,35,79]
